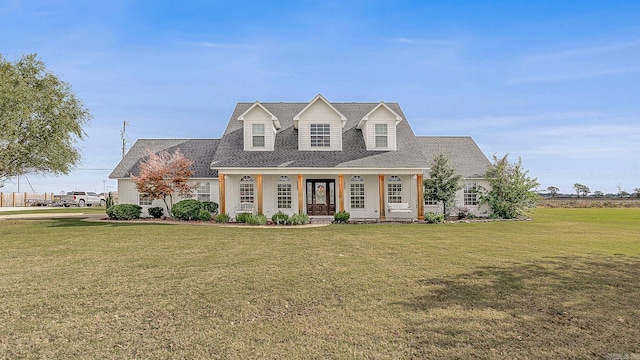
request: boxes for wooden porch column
[378,174,386,220]
[218,173,226,215]
[257,174,263,214]
[297,174,304,214]
[338,174,345,212]
[417,174,424,221]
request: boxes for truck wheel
[64,204,70,208]
[78,199,86,207]
[99,199,106,207]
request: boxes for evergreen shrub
[334,211,351,223]
[172,199,202,220]
[148,206,164,219]
[106,204,142,220]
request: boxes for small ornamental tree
[423,153,462,216]
[480,154,540,219]
[131,147,195,214]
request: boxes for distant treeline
[538,197,640,208]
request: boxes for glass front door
[306,180,336,216]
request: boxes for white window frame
[350,176,365,209]
[310,123,331,147]
[424,194,439,205]
[139,193,152,206]
[277,176,292,209]
[388,176,402,204]
[252,123,265,148]
[239,176,255,203]
[375,124,388,148]
[464,182,478,206]
[196,182,211,202]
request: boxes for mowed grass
[0,209,639,359]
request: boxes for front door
[306,180,336,216]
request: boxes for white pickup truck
[55,191,106,207]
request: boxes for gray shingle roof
[110,102,490,180]
[416,136,490,178]
[211,102,427,169]
[109,139,220,178]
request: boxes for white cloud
[507,68,635,84]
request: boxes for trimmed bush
[148,206,164,219]
[235,212,252,223]
[202,201,219,214]
[424,212,445,224]
[246,213,267,225]
[272,211,290,225]
[214,213,230,223]
[289,213,310,225]
[172,199,202,220]
[334,211,350,223]
[106,204,142,220]
[198,209,212,221]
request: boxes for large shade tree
[423,153,462,216]
[131,147,195,214]
[0,53,90,185]
[480,154,540,219]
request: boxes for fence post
[12,192,16,207]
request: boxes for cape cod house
[110,95,491,220]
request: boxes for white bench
[388,202,412,213]
[235,202,255,214]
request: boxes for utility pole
[121,120,130,158]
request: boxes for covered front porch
[215,168,425,221]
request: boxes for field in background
[538,197,640,208]
[1,208,639,359]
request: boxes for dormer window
[310,124,331,147]
[238,101,280,151]
[375,124,388,148]
[357,102,403,151]
[252,124,265,147]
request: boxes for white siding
[242,106,276,151]
[362,107,398,151]
[423,179,491,217]
[297,101,343,151]
[116,178,219,217]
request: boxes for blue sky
[1,0,639,195]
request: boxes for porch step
[309,216,333,224]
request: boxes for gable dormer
[238,101,281,151]
[293,94,347,151]
[357,102,403,151]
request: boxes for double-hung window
[310,124,330,147]
[252,124,265,147]
[196,182,211,202]
[375,124,388,148]
[139,194,152,206]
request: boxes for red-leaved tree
[131,147,195,214]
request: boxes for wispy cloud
[525,39,640,62]
[507,68,635,84]
[393,37,458,46]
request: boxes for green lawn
[1,208,638,359]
